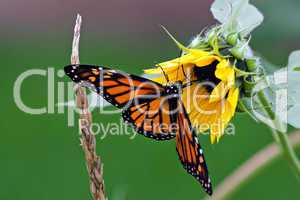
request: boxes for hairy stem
[257,90,300,177]
[206,131,300,200]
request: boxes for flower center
[193,60,221,92]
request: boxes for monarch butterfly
[64,64,213,195]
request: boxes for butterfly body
[64,64,213,195]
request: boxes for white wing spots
[195,137,199,143]
[199,149,203,154]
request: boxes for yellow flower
[144,41,239,143]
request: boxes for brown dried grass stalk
[70,14,107,200]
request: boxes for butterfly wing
[176,101,213,195]
[65,64,176,140]
[64,64,165,108]
[122,89,179,140]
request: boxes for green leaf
[275,50,300,128]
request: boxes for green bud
[207,30,216,47]
[246,59,258,72]
[226,32,239,46]
[230,45,246,60]
[243,76,256,97]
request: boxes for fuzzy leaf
[288,105,300,128]
[288,50,300,71]
[287,51,300,106]
[211,0,263,36]
[266,51,300,128]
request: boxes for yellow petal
[144,68,163,74]
[211,116,228,143]
[185,83,238,144]
[216,132,222,143]
[150,76,167,84]
[183,84,207,113]
[215,60,235,84]
[216,59,228,69]
[194,55,219,67]
[144,64,178,74]
[209,82,228,103]
[227,87,239,116]
[210,120,222,144]
[159,53,196,67]
[210,133,217,144]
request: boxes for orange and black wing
[65,64,176,140]
[64,64,164,108]
[122,93,178,140]
[176,101,213,195]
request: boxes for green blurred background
[1,0,300,199]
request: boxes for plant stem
[256,91,275,119]
[71,14,107,200]
[257,90,300,177]
[207,132,300,200]
[273,129,300,174]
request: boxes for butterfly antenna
[175,62,180,83]
[185,65,198,88]
[181,64,187,79]
[158,65,170,84]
